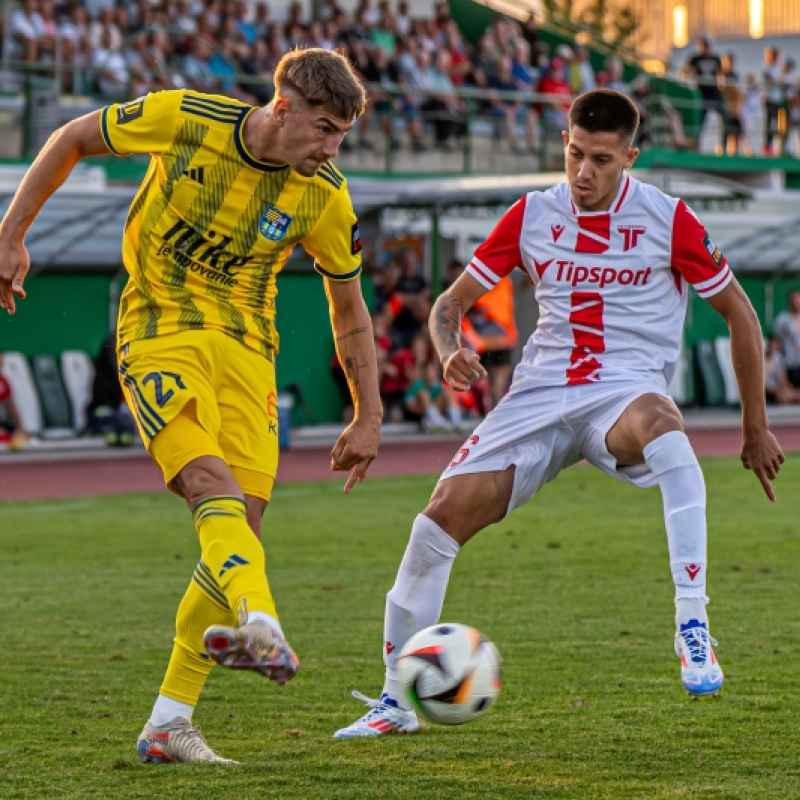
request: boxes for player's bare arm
[706,279,785,501]
[430,271,488,391]
[0,110,109,314]
[325,276,382,493]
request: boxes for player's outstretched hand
[330,416,381,494]
[443,348,488,392]
[0,238,30,315]
[740,429,785,502]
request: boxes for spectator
[685,36,723,151]
[537,56,572,138]
[422,49,466,149]
[569,44,596,95]
[380,338,415,422]
[461,275,518,407]
[782,57,800,157]
[92,27,130,99]
[739,73,761,157]
[361,44,401,149]
[370,10,396,58]
[764,334,800,405]
[721,52,742,155]
[520,12,540,67]
[356,0,380,28]
[123,31,156,97]
[384,248,430,347]
[37,0,59,62]
[10,0,45,63]
[239,37,274,105]
[773,289,800,389]
[442,19,470,87]
[182,34,218,92]
[0,352,29,450]
[605,56,629,94]
[89,6,121,51]
[405,359,462,432]
[489,53,539,154]
[762,45,784,155]
[251,2,270,39]
[395,0,411,38]
[85,331,136,445]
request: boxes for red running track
[1,425,799,503]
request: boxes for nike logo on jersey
[182,167,205,185]
[551,224,565,242]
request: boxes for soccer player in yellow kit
[0,48,383,763]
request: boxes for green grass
[2,457,800,799]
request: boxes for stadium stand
[694,339,727,408]
[60,349,95,432]
[30,353,76,438]
[1,352,43,435]
[713,336,741,407]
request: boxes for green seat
[693,340,726,408]
[30,353,74,434]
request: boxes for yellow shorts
[118,329,279,501]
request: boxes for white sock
[246,611,283,638]
[383,513,460,708]
[149,694,194,727]
[675,597,709,630]
[643,431,709,625]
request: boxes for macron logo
[385,641,395,655]
[218,554,250,578]
[685,564,701,581]
[551,224,565,242]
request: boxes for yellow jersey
[99,90,363,360]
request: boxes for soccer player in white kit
[334,89,785,738]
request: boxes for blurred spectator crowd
[682,37,800,157]
[2,0,798,156]
[0,0,691,154]
[332,247,519,432]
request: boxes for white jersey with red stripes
[467,174,732,390]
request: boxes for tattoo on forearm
[337,326,368,342]
[431,296,462,356]
[344,355,369,386]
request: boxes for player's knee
[424,473,511,545]
[174,456,242,507]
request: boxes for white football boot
[333,691,421,739]
[674,620,724,696]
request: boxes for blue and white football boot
[674,620,724,697]
[333,691,420,739]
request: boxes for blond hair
[274,47,366,121]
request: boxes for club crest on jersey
[702,232,723,265]
[259,204,293,241]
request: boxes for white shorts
[440,379,673,515]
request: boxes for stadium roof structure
[0,165,763,270]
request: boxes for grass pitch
[2,456,800,799]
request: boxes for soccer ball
[396,623,502,725]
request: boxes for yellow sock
[193,495,278,624]
[160,561,235,705]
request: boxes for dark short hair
[568,89,640,144]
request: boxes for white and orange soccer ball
[396,623,502,725]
